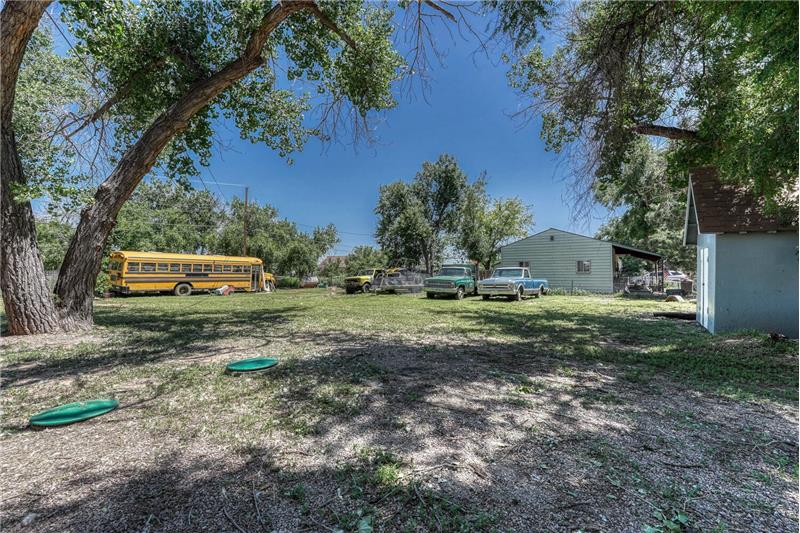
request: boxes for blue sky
[192,12,615,256]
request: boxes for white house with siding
[683,167,798,337]
[499,228,661,293]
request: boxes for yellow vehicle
[107,251,276,296]
[344,268,385,294]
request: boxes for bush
[95,271,111,296]
[546,287,593,296]
[277,276,300,289]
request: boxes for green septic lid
[226,357,279,373]
[29,399,119,427]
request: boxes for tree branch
[1,0,53,124]
[305,2,358,51]
[422,0,456,23]
[631,123,698,141]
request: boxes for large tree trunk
[1,129,61,334]
[53,1,307,328]
[1,1,59,335]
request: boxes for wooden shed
[683,167,798,337]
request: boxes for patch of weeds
[311,382,363,415]
[504,396,532,408]
[556,365,576,377]
[643,508,690,533]
[515,379,545,394]
[751,470,772,485]
[283,483,307,503]
[404,390,422,402]
[285,416,318,437]
[400,484,498,532]
[580,389,623,408]
[623,368,651,384]
[375,463,402,486]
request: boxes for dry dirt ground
[1,291,797,532]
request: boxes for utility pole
[243,186,249,257]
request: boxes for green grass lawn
[1,290,797,532]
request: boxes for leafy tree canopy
[457,178,533,272]
[111,180,221,254]
[42,0,404,185]
[594,139,695,273]
[344,245,388,276]
[12,27,93,212]
[509,1,798,212]
[216,197,338,276]
[375,154,468,273]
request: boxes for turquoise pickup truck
[423,264,477,300]
[477,267,548,301]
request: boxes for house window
[577,260,591,273]
[518,261,530,268]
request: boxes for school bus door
[251,265,262,291]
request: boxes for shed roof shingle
[689,167,797,234]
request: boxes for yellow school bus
[107,251,275,296]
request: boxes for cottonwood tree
[594,139,695,273]
[508,1,798,215]
[344,245,388,276]
[110,180,221,254]
[1,0,404,334]
[375,154,468,273]
[457,179,533,273]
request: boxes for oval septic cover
[226,357,279,373]
[29,399,119,427]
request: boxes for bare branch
[423,0,456,23]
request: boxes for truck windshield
[492,268,523,278]
[358,270,373,276]
[437,267,467,277]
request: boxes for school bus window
[193,264,203,273]
[128,262,140,272]
[203,264,212,272]
[170,264,180,272]
[109,261,120,271]
[157,263,169,272]
[182,264,191,272]
[223,265,232,272]
[214,265,222,273]
[243,265,251,273]
[233,265,242,273]
[142,263,156,272]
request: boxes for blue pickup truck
[477,267,549,301]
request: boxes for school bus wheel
[174,283,192,296]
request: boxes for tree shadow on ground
[0,305,302,390]
[3,327,797,532]
[1,296,797,532]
